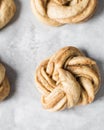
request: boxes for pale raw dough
[0,0,16,29]
[35,46,101,112]
[31,0,97,26]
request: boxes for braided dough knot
[31,0,97,26]
[35,47,100,111]
[0,0,16,29]
[0,64,10,101]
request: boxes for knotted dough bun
[0,0,16,29]
[0,63,10,101]
[31,0,97,26]
[35,46,100,111]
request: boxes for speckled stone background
[0,0,104,130]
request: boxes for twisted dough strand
[31,0,97,26]
[35,46,100,111]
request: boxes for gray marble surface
[0,0,104,130]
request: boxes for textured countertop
[0,0,104,130]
